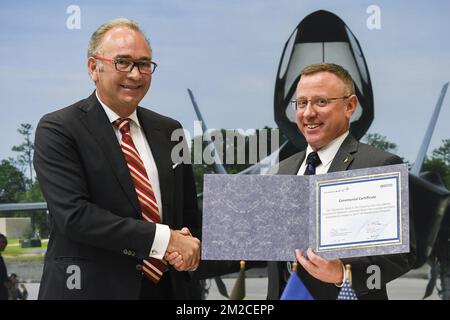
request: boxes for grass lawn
[2,238,48,262]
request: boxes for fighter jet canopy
[275,10,374,150]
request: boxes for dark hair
[0,233,7,252]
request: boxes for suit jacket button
[136,264,143,271]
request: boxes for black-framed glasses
[291,96,349,110]
[93,55,157,74]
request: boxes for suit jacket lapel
[278,134,359,175]
[137,108,174,226]
[277,151,306,175]
[78,93,142,217]
[328,134,358,173]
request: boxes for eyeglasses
[92,55,157,74]
[291,96,349,110]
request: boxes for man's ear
[87,57,99,82]
[346,94,358,115]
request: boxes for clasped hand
[164,227,200,272]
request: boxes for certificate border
[315,172,402,253]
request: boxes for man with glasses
[267,62,415,299]
[34,18,201,299]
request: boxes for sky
[1,0,449,169]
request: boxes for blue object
[280,272,314,300]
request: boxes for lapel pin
[343,157,349,163]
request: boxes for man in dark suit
[34,18,201,299]
[267,63,415,300]
[0,234,8,300]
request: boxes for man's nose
[301,103,316,119]
[127,64,142,79]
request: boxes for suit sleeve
[34,113,155,259]
[342,154,417,294]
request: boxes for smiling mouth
[305,124,320,129]
[120,84,141,89]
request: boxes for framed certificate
[201,164,410,261]
[311,170,408,259]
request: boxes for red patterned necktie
[114,118,167,283]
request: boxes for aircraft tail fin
[187,89,227,174]
[411,82,449,176]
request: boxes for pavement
[23,265,441,300]
[204,266,440,300]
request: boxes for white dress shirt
[296,131,349,286]
[96,92,170,260]
[297,131,349,176]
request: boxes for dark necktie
[303,151,322,175]
[114,118,167,283]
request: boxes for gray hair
[87,18,151,57]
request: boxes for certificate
[316,173,401,252]
[201,164,410,261]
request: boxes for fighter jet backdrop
[190,8,450,300]
[271,10,450,299]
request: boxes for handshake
[164,227,200,272]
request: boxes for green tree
[15,180,48,238]
[431,138,450,165]
[423,139,450,188]
[191,127,284,193]
[12,123,34,187]
[0,159,26,203]
[422,158,449,187]
[362,133,398,153]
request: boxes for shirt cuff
[334,264,347,288]
[148,224,170,260]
